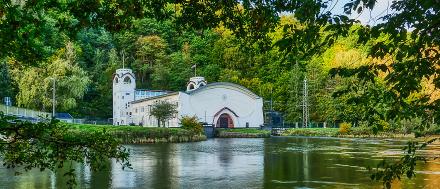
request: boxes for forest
[0,11,381,124]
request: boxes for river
[1,136,439,188]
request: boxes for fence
[0,104,52,123]
[81,118,113,125]
[272,122,342,128]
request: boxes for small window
[230,121,232,124]
[122,96,124,99]
[126,93,130,95]
[126,112,128,115]
[146,91,150,96]
[136,91,140,95]
[175,102,178,108]
[148,105,152,111]
[135,109,138,113]
[115,78,119,84]
[123,77,131,84]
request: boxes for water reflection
[0,137,439,188]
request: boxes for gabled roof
[55,113,73,119]
[184,82,260,99]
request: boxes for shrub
[149,129,157,139]
[129,122,136,126]
[179,115,204,134]
[376,120,390,131]
[340,122,352,134]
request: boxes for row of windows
[135,91,166,96]
[134,102,178,114]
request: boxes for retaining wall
[217,132,270,138]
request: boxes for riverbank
[216,129,270,138]
[281,128,416,138]
[60,122,207,143]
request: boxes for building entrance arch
[212,107,239,128]
[219,113,233,128]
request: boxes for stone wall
[217,132,270,138]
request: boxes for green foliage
[58,122,206,142]
[284,128,340,137]
[149,100,178,127]
[339,122,352,134]
[0,61,13,103]
[375,120,390,131]
[10,42,91,112]
[179,115,204,134]
[0,112,131,189]
[368,138,438,189]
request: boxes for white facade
[112,68,136,126]
[113,68,264,127]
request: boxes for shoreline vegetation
[60,122,207,143]
[281,127,440,138]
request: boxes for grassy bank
[282,128,417,138]
[60,122,207,143]
[216,128,270,138]
[219,129,268,134]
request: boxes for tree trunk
[158,120,161,127]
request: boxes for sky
[325,0,395,26]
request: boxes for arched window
[199,83,205,87]
[189,84,195,90]
[123,77,131,84]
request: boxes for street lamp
[49,78,55,118]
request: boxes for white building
[112,68,264,128]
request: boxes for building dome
[186,76,207,91]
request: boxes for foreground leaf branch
[0,112,132,188]
[368,137,439,189]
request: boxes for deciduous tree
[150,100,178,127]
[10,42,90,112]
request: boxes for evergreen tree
[288,63,303,123]
[0,61,12,104]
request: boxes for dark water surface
[1,136,440,189]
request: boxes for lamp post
[49,78,55,118]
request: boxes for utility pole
[302,76,308,128]
[50,78,55,118]
[271,86,273,126]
